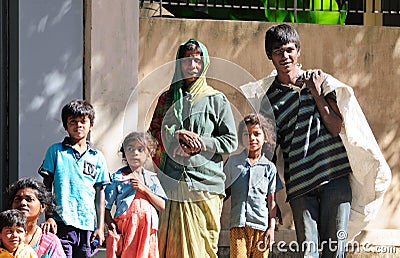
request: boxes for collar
[62,137,97,153]
[273,77,306,92]
[238,149,271,166]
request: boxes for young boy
[0,209,37,258]
[39,99,110,258]
[224,114,282,258]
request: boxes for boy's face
[124,140,149,170]
[65,115,92,142]
[269,42,300,75]
[0,225,26,253]
[242,124,265,154]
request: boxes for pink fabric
[106,191,159,258]
[34,232,65,258]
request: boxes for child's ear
[40,204,46,213]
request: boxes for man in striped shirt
[260,24,352,258]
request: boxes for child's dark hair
[0,209,27,231]
[265,24,301,58]
[61,99,95,129]
[238,113,275,146]
[178,39,203,59]
[7,177,54,213]
[119,132,157,162]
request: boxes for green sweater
[160,92,238,195]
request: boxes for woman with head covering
[8,178,65,258]
[149,39,238,257]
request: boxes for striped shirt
[261,79,351,201]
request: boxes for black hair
[238,113,276,160]
[61,99,95,129]
[265,24,301,58]
[119,131,157,162]
[0,209,27,231]
[178,39,203,59]
[7,177,54,214]
[238,113,274,145]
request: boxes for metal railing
[141,0,400,16]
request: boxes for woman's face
[180,50,203,85]
[11,188,45,222]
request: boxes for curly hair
[238,113,277,160]
[119,131,157,162]
[7,177,54,214]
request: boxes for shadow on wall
[19,0,83,178]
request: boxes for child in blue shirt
[39,99,110,258]
[105,132,167,258]
[224,113,283,258]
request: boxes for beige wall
[89,14,400,245]
[88,0,139,172]
[137,18,400,243]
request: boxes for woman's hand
[174,130,206,155]
[40,218,57,234]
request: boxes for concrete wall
[135,18,400,245]
[19,0,83,178]
[88,0,139,172]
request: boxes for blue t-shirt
[39,137,110,231]
[224,150,283,231]
[105,167,167,230]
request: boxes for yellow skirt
[158,182,223,258]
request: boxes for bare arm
[92,185,106,247]
[266,192,277,248]
[105,209,118,234]
[305,70,343,136]
[41,174,58,234]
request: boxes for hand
[304,69,325,96]
[174,130,206,154]
[40,218,57,234]
[107,221,119,235]
[91,228,105,248]
[265,227,275,249]
[131,175,147,193]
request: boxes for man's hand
[304,69,325,96]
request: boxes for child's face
[124,140,149,170]
[65,115,92,141]
[242,124,265,153]
[11,188,45,222]
[0,225,26,253]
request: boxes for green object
[263,0,347,24]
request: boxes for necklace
[28,226,39,245]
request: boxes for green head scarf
[162,39,220,165]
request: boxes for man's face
[269,42,300,74]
